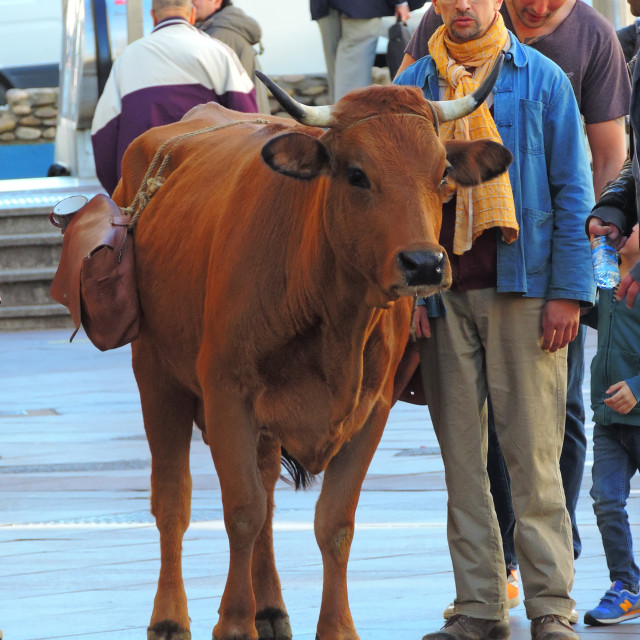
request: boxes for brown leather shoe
[531,615,579,640]
[422,614,510,640]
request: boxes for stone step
[0,177,102,331]
[0,232,62,270]
[0,302,74,331]
[0,267,58,306]
[0,176,103,236]
[0,177,102,214]
[0,208,56,234]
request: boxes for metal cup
[49,195,88,233]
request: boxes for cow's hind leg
[253,435,292,640]
[133,343,195,640]
[314,403,390,640]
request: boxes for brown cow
[112,62,511,640]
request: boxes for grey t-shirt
[405,1,630,124]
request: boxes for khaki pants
[419,288,576,620]
[317,9,381,102]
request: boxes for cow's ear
[443,139,513,187]
[261,132,331,180]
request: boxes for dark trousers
[591,422,640,591]
[488,325,586,564]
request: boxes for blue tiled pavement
[0,328,638,639]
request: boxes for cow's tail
[280,448,315,490]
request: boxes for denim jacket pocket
[519,99,545,155]
[522,207,553,276]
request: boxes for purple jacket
[91,17,257,195]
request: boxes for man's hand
[541,299,580,352]
[588,216,627,250]
[604,380,638,415]
[617,270,640,309]
[413,305,431,339]
[395,2,410,23]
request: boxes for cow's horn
[255,70,335,127]
[431,53,504,123]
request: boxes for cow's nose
[397,249,446,286]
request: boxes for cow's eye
[347,166,370,189]
[440,163,452,188]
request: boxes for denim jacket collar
[411,31,528,92]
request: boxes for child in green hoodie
[583,224,640,626]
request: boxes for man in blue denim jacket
[394,0,595,638]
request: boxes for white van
[0,0,63,102]
[0,0,154,106]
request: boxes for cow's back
[114,104,330,394]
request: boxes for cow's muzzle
[397,249,447,287]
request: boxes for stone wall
[0,69,391,143]
[0,88,58,143]
[267,68,391,116]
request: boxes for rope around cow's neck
[123,118,270,233]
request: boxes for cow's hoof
[255,607,292,640]
[315,631,360,640]
[212,632,255,640]
[147,620,191,640]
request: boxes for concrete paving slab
[1,328,639,639]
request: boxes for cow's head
[256,60,512,308]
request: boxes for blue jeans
[590,422,640,593]
[488,326,587,564]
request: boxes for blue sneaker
[584,580,640,625]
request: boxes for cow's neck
[265,195,382,419]
[322,214,386,392]
[291,194,376,338]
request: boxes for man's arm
[535,100,612,350]
[618,265,640,308]
[589,155,635,244]
[543,75,596,343]
[541,299,580,352]
[588,155,640,307]
[586,117,627,199]
[395,1,410,24]
[585,117,629,267]
[394,53,416,78]
[214,48,259,113]
[413,304,431,339]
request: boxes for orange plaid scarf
[428,13,518,255]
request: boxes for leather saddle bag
[50,193,140,351]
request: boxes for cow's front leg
[314,402,390,640]
[253,434,292,640]
[206,392,267,640]
[133,342,195,640]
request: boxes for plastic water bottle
[591,235,620,289]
